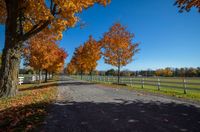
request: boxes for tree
[105,69,116,76]
[185,67,197,77]
[101,23,139,84]
[65,62,77,75]
[155,68,173,77]
[71,46,87,79]
[46,47,67,75]
[0,0,110,97]
[24,31,67,83]
[175,0,200,12]
[197,67,200,77]
[163,68,173,77]
[82,36,101,79]
[0,52,1,67]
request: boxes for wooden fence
[71,75,200,94]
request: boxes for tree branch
[21,20,50,41]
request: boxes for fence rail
[71,75,200,94]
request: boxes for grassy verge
[97,82,200,102]
[0,82,58,131]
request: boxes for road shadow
[1,99,200,132]
[40,100,200,132]
[0,101,51,131]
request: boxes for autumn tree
[0,0,110,97]
[24,31,67,83]
[82,36,101,79]
[46,47,67,77]
[65,62,77,75]
[155,68,173,77]
[68,36,101,79]
[101,23,139,84]
[71,46,87,79]
[175,0,200,12]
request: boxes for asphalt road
[41,76,200,132]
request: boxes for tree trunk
[0,0,22,97]
[45,69,48,83]
[38,69,41,84]
[81,71,83,80]
[90,71,93,81]
[52,72,54,79]
[117,65,120,84]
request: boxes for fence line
[71,75,200,94]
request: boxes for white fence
[18,74,52,84]
[72,75,200,94]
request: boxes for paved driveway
[41,77,200,132]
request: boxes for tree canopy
[100,23,139,84]
[175,0,200,12]
[24,31,67,73]
[0,0,110,41]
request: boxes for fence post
[141,78,144,88]
[157,78,160,91]
[183,78,187,94]
[132,77,134,86]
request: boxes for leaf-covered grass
[0,83,57,131]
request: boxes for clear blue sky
[0,0,200,71]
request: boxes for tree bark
[81,71,83,80]
[90,70,93,81]
[117,65,120,84]
[0,0,22,97]
[38,69,41,84]
[45,70,47,82]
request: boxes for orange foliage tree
[155,68,173,77]
[66,36,101,79]
[175,0,200,12]
[24,31,67,83]
[0,0,110,97]
[101,23,139,84]
[70,46,88,79]
[82,36,101,78]
[65,62,77,75]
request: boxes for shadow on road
[41,99,200,132]
[1,97,200,131]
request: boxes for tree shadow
[1,99,200,131]
[40,100,200,132]
[0,101,52,131]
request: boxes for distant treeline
[97,67,200,77]
[19,67,200,77]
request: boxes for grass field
[71,75,200,102]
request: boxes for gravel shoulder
[40,76,200,132]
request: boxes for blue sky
[0,0,200,71]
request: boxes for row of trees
[99,67,200,77]
[66,23,139,84]
[0,0,198,97]
[155,67,200,77]
[0,0,110,97]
